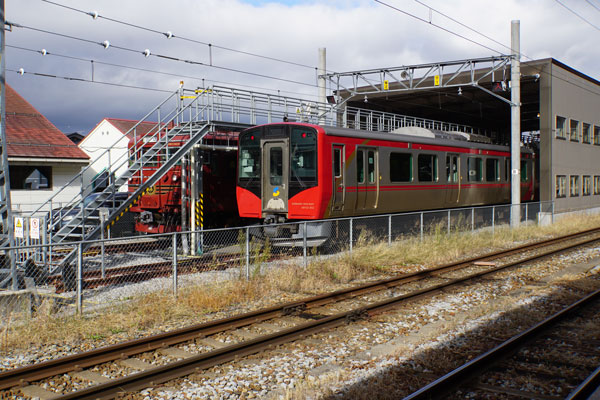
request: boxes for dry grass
[2,213,600,352]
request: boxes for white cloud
[6,0,600,133]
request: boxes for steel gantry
[323,55,516,107]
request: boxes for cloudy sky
[5,0,600,134]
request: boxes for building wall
[550,62,600,212]
[10,162,88,214]
[79,120,130,194]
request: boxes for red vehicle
[129,131,240,234]
[237,123,537,241]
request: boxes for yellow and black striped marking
[195,194,203,229]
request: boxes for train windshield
[239,129,261,181]
[290,127,317,185]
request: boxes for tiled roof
[5,84,89,160]
[105,118,159,140]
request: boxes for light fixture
[457,87,462,96]
[364,95,368,103]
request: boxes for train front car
[237,123,328,245]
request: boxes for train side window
[467,157,482,182]
[368,151,376,183]
[504,158,510,181]
[556,175,567,198]
[333,148,342,178]
[418,154,437,182]
[520,160,529,182]
[389,153,412,182]
[445,155,458,183]
[357,150,364,183]
[486,158,500,182]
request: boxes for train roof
[319,124,523,153]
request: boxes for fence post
[551,201,555,223]
[349,218,353,254]
[172,233,178,298]
[420,212,424,242]
[447,210,451,235]
[492,206,495,235]
[525,203,528,222]
[471,207,474,233]
[245,226,250,280]
[303,222,307,268]
[100,219,106,279]
[388,215,392,246]
[76,243,83,314]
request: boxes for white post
[318,48,326,125]
[510,20,521,227]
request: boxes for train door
[356,147,379,210]
[261,140,289,214]
[445,154,460,205]
[332,144,345,212]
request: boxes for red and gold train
[237,122,537,229]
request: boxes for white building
[79,118,157,194]
[6,84,89,213]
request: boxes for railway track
[404,287,600,400]
[2,227,600,399]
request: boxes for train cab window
[556,175,567,198]
[390,153,412,182]
[418,154,437,182]
[467,157,483,182]
[270,147,283,186]
[368,151,376,183]
[357,151,364,183]
[290,127,317,184]
[520,160,529,182]
[238,129,261,181]
[333,148,342,178]
[486,158,500,182]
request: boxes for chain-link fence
[0,201,556,322]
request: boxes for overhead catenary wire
[6,44,323,100]
[39,0,328,73]
[8,21,320,89]
[554,0,600,31]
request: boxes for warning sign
[30,218,40,240]
[14,217,24,239]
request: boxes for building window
[583,176,592,196]
[582,123,591,144]
[486,158,500,182]
[418,154,438,182]
[569,119,580,142]
[9,166,52,190]
[390,153,412,182]
[468,157,483,182]
[556,116,567,139]
[594,176,600,195]
[594,126,600,145]
[570,175,580,197]
[556,175,567,198]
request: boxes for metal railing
[0,201,556,320]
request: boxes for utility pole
[318,48,326,125]
[0,0,17,290]
[510,20,521,227]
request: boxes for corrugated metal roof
[5,84,89,160]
